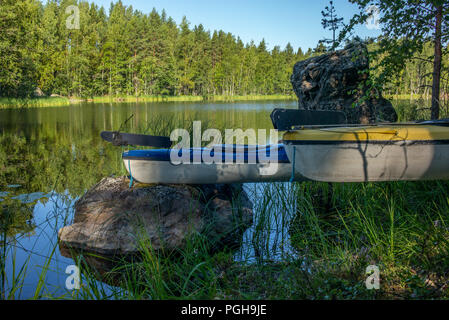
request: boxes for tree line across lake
[0,0,448,107]
[0,0,313,100]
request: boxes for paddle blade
[270,108,347,130]
[100,131,172,148]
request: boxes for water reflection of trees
[0,133,121,197]
[0,102,288,240]
[0,198,35,239]
[0,132,120,239]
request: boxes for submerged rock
[58,177,253,257]
[290,42,397,123]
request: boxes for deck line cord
[289,146,296,183]
[128,159,134,188]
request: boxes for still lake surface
[0,100,297,298]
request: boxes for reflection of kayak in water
[122,144,303,184]
[282,123,449,182]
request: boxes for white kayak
[122,144,304,184]
[282,124,449,182]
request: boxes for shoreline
[0,94,296,109]
[0,94,435,109]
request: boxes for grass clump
[289,180,449,299]
[0,97,71,109]
[0,94,295,108]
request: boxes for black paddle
[100,131,172,148]
[270,108,348,130]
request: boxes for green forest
[0,0,448,105]
[0,0,309,100]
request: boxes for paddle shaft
[100,131,172,148]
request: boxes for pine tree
[320,1,344,50]
[0,0,42,98]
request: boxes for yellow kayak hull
[282,125,449,182]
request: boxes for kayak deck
[283,124,449,143]
[122,144,290,164]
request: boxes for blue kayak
[122,144,300,184]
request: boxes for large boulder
[290,42,397,124]
[58,177,253,257]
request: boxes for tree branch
[409,56,433,64]
[416,3,435,14]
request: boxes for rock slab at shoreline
[58,177,253,257]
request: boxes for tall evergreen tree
[0,0,42,98]
[320,1,344,50]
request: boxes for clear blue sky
[87,0,380,52]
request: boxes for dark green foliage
[0,0,42,98]
[339,0,449,119]
[0,0,312,100]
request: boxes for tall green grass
[0,94,295,109]
[0,97,71,109]
[3,179,449,299]
[392,97,449,121]
[288,180,449,299]
[92,94,296,104]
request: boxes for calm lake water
[0,100,297,299]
